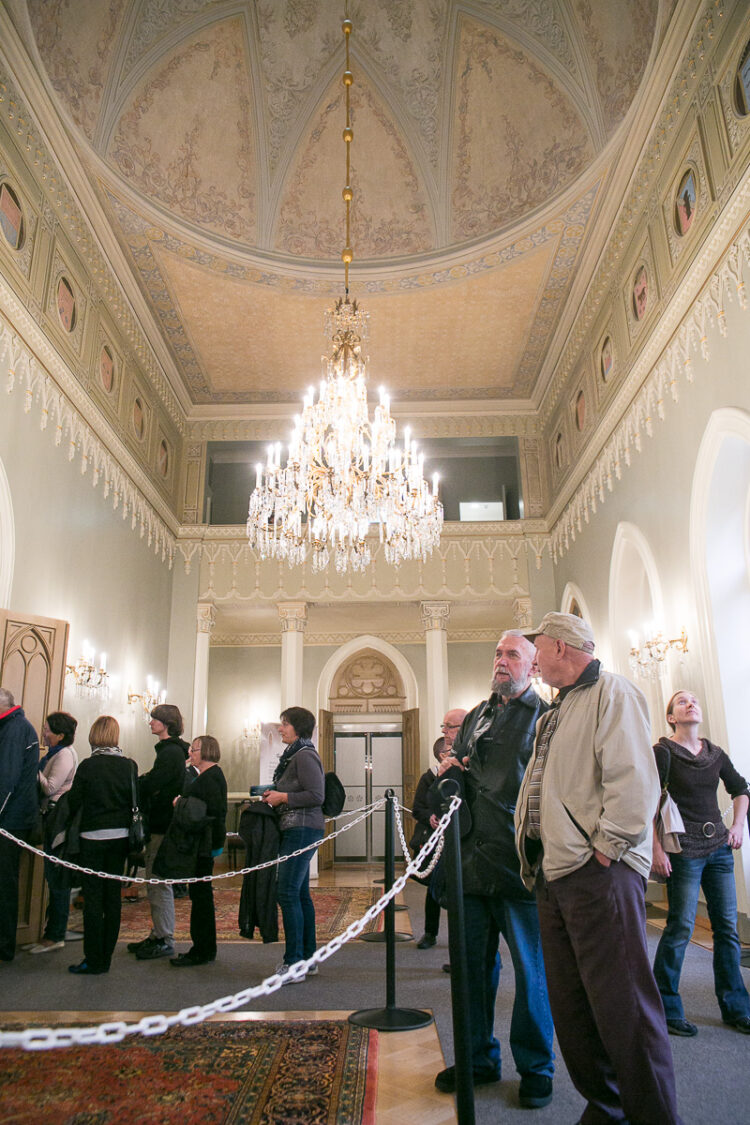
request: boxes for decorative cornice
[210,628,503,647]
[0,47,187,432]
[550,199,750,560]
[539,0,730,428]
[185,412,541,442]
[0,291,177,565]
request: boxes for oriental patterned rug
[71,886,385,944]
[0,1019,378,1125]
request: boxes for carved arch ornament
[328,647,406,714]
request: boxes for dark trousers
[188,856,216,960]
[79,837,129,972]
[537,857,683,1125]
[424,887,441,936]
[0,833,25,961]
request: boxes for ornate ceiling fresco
[21,0,659,407]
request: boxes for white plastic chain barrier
[0,793,461,1051]
[0,799,386,885]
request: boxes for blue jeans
[277,827,323,965]
[653,844,750,1022]
[463,893,554,1078]
[43,855,70,942]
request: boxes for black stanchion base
[359,930,413,943]
[349,1006,433,1031]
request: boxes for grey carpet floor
[2,879,749,1123]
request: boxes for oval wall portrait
[632,265,648,322]
[734,39,750,115]
[674,169,697,237]
[0,181,24,250]
[600,336,614,382]
[132,397,145,441]
[56,277,76,333]
[158,440,170,478]
[100,345,115,394]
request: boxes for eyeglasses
[441,722,460,730]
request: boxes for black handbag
[128,763,146,859]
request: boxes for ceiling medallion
[247,5,442,574]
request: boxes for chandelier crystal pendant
[247,7,443,575]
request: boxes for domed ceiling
[22,0,659,406]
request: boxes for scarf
[272,737,315,785]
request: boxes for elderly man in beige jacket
[515,613,683,1125]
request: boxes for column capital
[420,601,450,632]
[197,602,217,634]
[278,601,308,633]
[512,597,533,628]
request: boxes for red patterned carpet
[71,886,384,943]
[0,1020,378,1124]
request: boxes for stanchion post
[349,788,433,1032]
[438,777,475,1125]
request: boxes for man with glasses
[434,632,554,1111]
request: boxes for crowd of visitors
[1,611,749,1122]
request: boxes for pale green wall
[0,387,173,767]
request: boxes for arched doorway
[317,637,419,863]
[690,408,750,915]
[609,522,668,736]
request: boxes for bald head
[441,707,468,750]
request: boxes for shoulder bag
[656,750,685,853]
[128,762,147,861]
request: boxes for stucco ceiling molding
[0,40,189,430]
[550,199,750,561]
[539,0,729,427]
[185,412,540,442]
[0,297,177,565]
[210,627,506,647]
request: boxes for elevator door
[334,731,403,861]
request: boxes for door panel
[317,709,334,869]
[0,609,69,945]
[371,733,402,859]
[334,734,368,859]
[401,707,420,849]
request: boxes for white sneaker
[28,941,65,953]
[307,964,319,975]
[274,961,306,983]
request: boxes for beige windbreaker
[515,669,660,890]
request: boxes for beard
[491,670,527,698]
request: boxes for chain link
[0,799,386,885]
[0,795,461,1051]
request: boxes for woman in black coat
[169,735,227,967]
[412,736,450,948]
[66,716,133,975]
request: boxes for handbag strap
[661,746,672,792]
[130,760,140,813]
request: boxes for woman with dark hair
[129,702,190,961]
[66,716,133,975]
[28,712,78,953]
[652,690,750,1036]
[170,735,227,967]
[263,706,324,980]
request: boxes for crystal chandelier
[628,629,688,680]
[247,6,443,575]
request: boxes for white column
[191,602,216,736]
[278,601,307,709]
[421,601,450,744]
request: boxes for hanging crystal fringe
[247,298,443,574]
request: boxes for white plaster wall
[0,390,173,767]
[447,642,495,717]
[551,296,750,738]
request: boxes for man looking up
[515,612,683,1125]
[434,632,554,1111]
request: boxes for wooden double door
[0,608,69,947]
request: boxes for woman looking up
[651,690,750,1036]
[263,706,324,981]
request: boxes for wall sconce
[66,641,109,699]
[127,677,166,719]
[628,628,688,680]
[241,716,262,750]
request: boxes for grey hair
[0,687,15,710]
